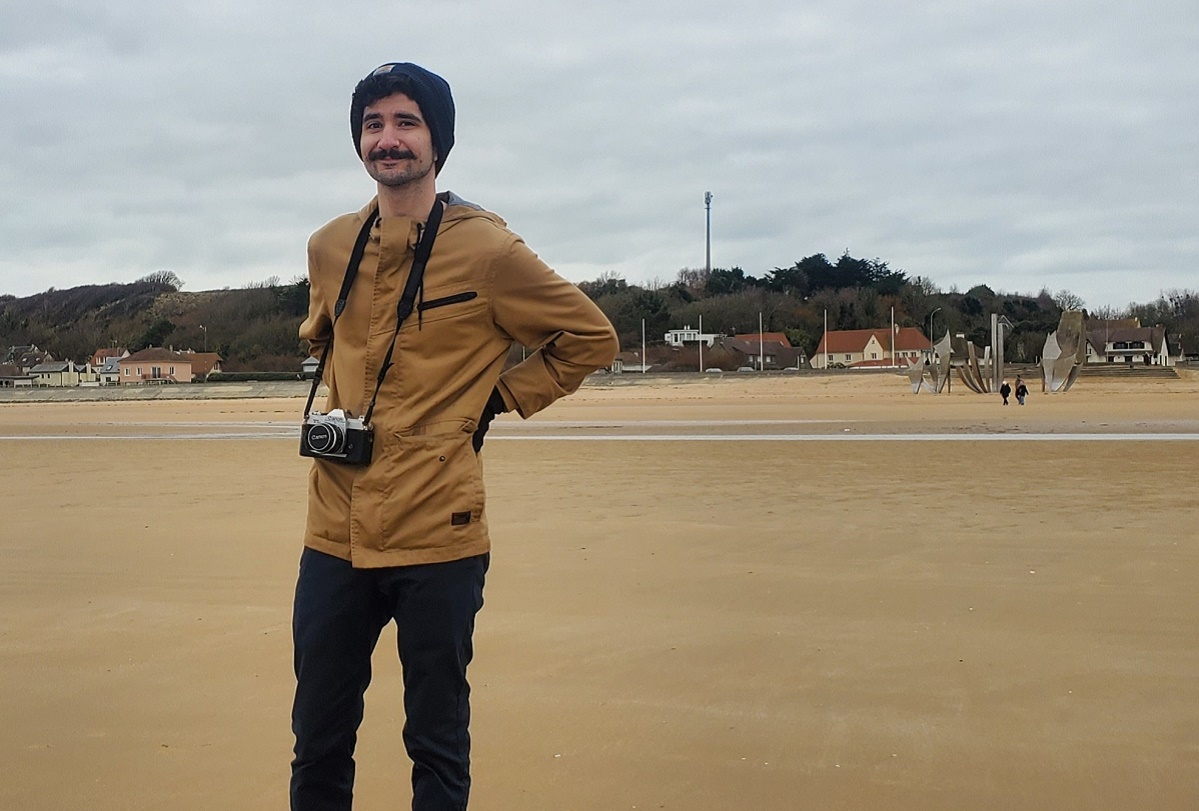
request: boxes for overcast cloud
[1,0,1196,309]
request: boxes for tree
[764,263,809,296]
[592,287,672,346]
[674,267,708,296]
[137,270,184,291]
[577,271,627,300]
[137,318,176,350]
[1129,289,1199,355]
[909,276,940,297]
[276,277,311,317]
[704,267,755,296]
[868,259,908,295]
[1053,289,1085,311]
[798,253,837,291]
[784,326,815,356]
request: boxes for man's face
[360,92,436,189]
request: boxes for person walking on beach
[1015,376,1028,405]
[290,62,618,811]
[999,379,1012,405]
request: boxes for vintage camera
[300,408,374,466]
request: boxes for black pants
[290,547,488,811]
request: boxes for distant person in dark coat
[1015,377,1028,405]
[999,380,1012,405]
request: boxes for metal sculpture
[906,331,955,393]
[954,335,994,393]
[1041,310,1086,393]
[909,316,1011,395]
[906,355,935,393]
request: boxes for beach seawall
[0,381,314,403]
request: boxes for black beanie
[350,63,455,174]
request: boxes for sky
[1,0,1196,310]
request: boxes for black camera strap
[362,198,443,425]
[303,196,444,421]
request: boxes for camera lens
[307,422,344,454]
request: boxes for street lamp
[928,307,941,361]
[199,324,207,353]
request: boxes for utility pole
[928,307,941,362]
[704,191,713,275]
[759,311,764,370]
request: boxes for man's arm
[489,237,618,418]
[298,239,332,359]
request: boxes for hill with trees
[581,253,1197,365]
[0,272,310,372]
[2,261,1195,371]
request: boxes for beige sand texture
[2,371,1197,810]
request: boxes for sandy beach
[2,370,1197,810]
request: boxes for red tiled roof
[121,347,192,363]
[183,352,223,376]
[92,347,128,362]
[725,338,793,356]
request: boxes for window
[169,366,175,375]
[844,354,851,361]
[124,368,130,376]
[870,352,878,359]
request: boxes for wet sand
[2,371,1198,810]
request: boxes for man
[291,62,618,810]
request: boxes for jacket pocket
[405,287,487,329]
[418,291,478,311]
[368,421,485,552]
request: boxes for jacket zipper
[418,291,479,311]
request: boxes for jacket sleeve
[298,237,332,359]
[489,237,618,418]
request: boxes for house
[664,325,721,348]
[97,356,123,386]
[0,363,36,388]
[117,347,193,384]
[4,344,54,371]
[302,356,320,378]
[1084,319,1173,366]
[717,332,802,370]
[611,350,652,373]
[27,361,83,387]
[812,327,931,369]
[182,351,223,381]
[91,347,130,367]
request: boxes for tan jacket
[299,193,618,567]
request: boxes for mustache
[368,147,417,161]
